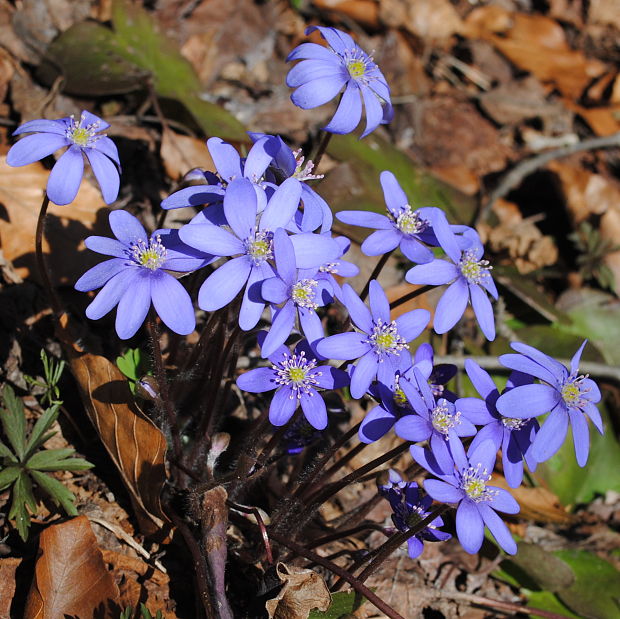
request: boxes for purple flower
[412,343,458,402]
[405,228,498,340]
[261,229,333,357]
[496,341,603,467]
[75,211,210,339]
[336,172,448,263]
[316,281,430,398]
[283,416,323,454]
[458,360,539,488]
[315,235,359,301]
[378,470,451,558]
[7,111,120,206]
[286,26,393,137]
[412,432,519,555]
[161,135,279,212]
[236,338,349,429]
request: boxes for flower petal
[198,257,251,311]
[287,59,343,87]
[6,133,68,167]
[350,351,378,398]
[491,488,520,514]
[260,178,302,231]
[496,384,561,418]
[470,284,495,341]
[290,233,340,268]
[13,119,67,136]
[151,271,195,335]
[336,210,392,229]
[464,359,497,400]
[406,259,458,286]
[478,503,517,555]
[531,407,569,463]
[323,81,362,134]
[207,137,242,181]
[237,367,276,393]
[568,407,589,467]
[394,415,430,442]
[301,391,328,430]
[84,236,127,258]
[84,147,119,204]
[224,178,258,239]
[433,279,469,334]
[379,171,408,215]
[291,75,346,109]
[85,269,137,320]
[115,271,151,339]
[180,224,244,256]
[456,500,484,554]
[360,85,384,137]
[395,309,430,342]
[287,42,336,63]
[75,258,127,291]
[424,479,463,504]
[400,238,434,264]
[46,146,84,205]
[359,405,396,443]
[93,136,120,165]
[498,354,558,385]
[261,301,296,358]
[316,332,369,360]
[361,229,401,256]
[109,210,147,245]
[341,284,373,333]
[269,388,298,426]
[368,280,390,322]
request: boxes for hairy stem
[312,131,333,172]
[360,251,394,301]
[389,284,433,311]
[35,194,63,315]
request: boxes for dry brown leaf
[314,0,379,30]
[265,562,331,619]
[57,313,169,536]
[24,516,120,619]
[379,0,462,41]
[464,7,606,98]
[589,0,620,28]
[160,129,214,180]
[563,100,620,136]
[0,557,21,617]
[491,476,572,524]
[600,205,620,293]
[0,156,108,286]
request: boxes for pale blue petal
[85,147,119,204]
[7,133,68,166]
[75,258,126,291]
[301,391,328,430]
[350,352,378,398]
[109,210,147,245]
[115,271,151,339]
[150,271,195,335]
[456,500,484,554]
[207,137,242,181]
[406,260,458,286]
[198,257,250,311]
[433,279,469,334]
[46,146,84,205]
[323,81,362,134]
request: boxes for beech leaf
[24,516,120,619]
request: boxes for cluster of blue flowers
[7,25,604,561]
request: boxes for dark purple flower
[412,432,519,555]
[457,360,539,488]
[336,172,448,263]
[411,343,457,402]
[7,111,120,205]
[236,339,349,429]
[283,416,323,454]
[405,228,498,340]
[378,469,451,558]
[261,229,333,357]
[75,211,210,339]
[496,341,603,466]
[286,26,393,137]
[316,281,430,398]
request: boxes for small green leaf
[1,386,26,460]
[309,591,366,618]
[0,466,21,491]
[26,448,74,469]
[9,472,36,540]
[553,550,620,619]
[23,404,60,458]
[116,348,144,381]
[526,590,581,619]
[30,470,78,516]
[0,438,17,462]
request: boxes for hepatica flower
[378,470,451,558]
[337,172,445,264]
[7,111,120,206]
[236,339,349,429]
[75,211,211,339]
[316,281,429,398]
[406,228,498,340]
[458,360,538,488]
[286,26,393,137]
[496,341,603,466]
[412,433,519,555]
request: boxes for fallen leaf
[588,0,620,28]
[563,100,620,136]
[0,156,109,286]
[24,516,120,619]
[56,313,169,536]
[378,0,462,41]
[0,557,21,617]
[265,562,331,619]
[160,129,214,180]
[464,7,606,98]
[314,0,379,30]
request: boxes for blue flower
[261,229,333,357]
[7,111,120,206]
[75,211,211,339]
[236,338,349,429]
[496,341,603,466]
[286,26,393,137]
[405,228,498,340]
[457,360,539,488]
[378,470,451,558]
[336,172,446,263]
[316,281,429,398]
[412,432,519,555]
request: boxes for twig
[267,529,406,619]
[476,132,620,226]
[312,131,333,172]
[360,251,394,301]
[389,285,434,311]
[434,354,620,383]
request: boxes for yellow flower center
[347,59,366,79]
[463,478,486,500]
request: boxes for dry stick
[147,316,183,462]
[475,131,620,227]
[267,529,406,619]
[359,250,394,301]
[305,441,412,507]
[306,523,391,550]
[434,354,620,383]
[389,284,434,311]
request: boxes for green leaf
[1,386,26,460]
[526,591,581,619]
[553,550,620,619]
[309,591,366,618]
[0,466,21,491]
[116,348,144,382]
[535,403,620,505]
[30,470,78,516]
[9,472,36,540]
[26,447,93,472]
[24,404,60,458]
[0,438,18,462]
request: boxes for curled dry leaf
[24,516,120,619]
[265,562,331,619]
[160,129,215,181]
[0,557,21,617]
[56,313,169,536]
